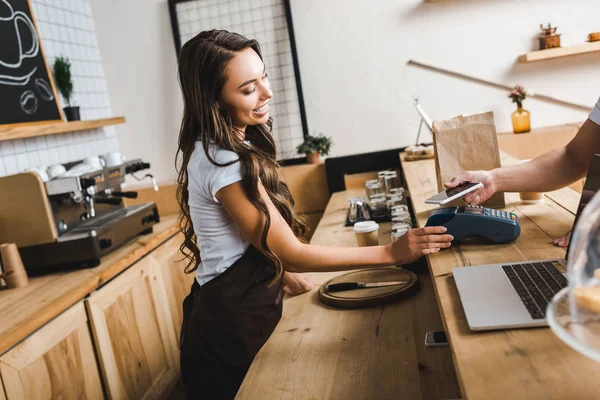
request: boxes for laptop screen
[567,153,600,259]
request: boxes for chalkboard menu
[0,0,62,125]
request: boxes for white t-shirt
[187,141,249,285]
[590,96,600,126]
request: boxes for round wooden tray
[318,267,419,309]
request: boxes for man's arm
[446,118,600,205]
[493,119,600,193]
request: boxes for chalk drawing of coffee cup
[0,0,39,87]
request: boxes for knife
[325,281,408,293]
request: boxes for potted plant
[508,85,531,134]
[53,56,80,121]
[296,133,332,164]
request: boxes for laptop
[453,154,600,331]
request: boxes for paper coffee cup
[517,159,544,204]
[519,192,544,204]
[353,221,379,247]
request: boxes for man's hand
[445,170,497,205]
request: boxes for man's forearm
[492,146,587,193]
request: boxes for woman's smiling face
[219,48,273,132]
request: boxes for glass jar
[392,213,411,225]
[365,179,384,200]
[388,187,405,197]
[511,107,531,134]
[369,195,387,214]
[386,194,405,211]
[385,171,399,191]
[391,204,409,216]
[377,171,389,193]
[348,197,370,223]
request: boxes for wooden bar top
[0,216,179,355]
[400,152,600,399]
[237,189,460,399]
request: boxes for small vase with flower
[509,85,531,134]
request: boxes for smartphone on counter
[424,181,483,205]
[425,331,448,347]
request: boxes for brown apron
[180,245,283,399]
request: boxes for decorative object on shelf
[509,85,531,134]
[539,23,561,50]
[296,132,333,164]
[588,32,600,42]
[518,42,600,63]
[53,56,80,121]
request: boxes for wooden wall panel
[343,171,379,190]
[124,183,180,217]
[281,163,329,213]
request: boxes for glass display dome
[548,190,600,362]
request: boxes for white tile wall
[0,0,119,178]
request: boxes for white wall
[90,0,600,183]
[290,0,600,157]
[91,0,183,186]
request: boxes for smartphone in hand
[424,182,483,205]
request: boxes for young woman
[175,30,453,399]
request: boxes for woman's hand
[387,227,453,265]
[444,170,497,205]
[282,272,314,296]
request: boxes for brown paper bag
[432,111,505,208]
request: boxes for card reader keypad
[480,207,516,221]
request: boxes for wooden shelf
[0,116,126,142]
[518,41,600,63]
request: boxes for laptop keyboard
[502,262,568,320]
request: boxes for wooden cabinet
[0,231,187,399]
[0,375,6,400]
[0,302,103,399]
[86,255,179,400]
[152,233,195,343]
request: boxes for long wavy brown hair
[175,30,306,283]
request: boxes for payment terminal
[425,205,521,243]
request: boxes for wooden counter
[237,189,460,399]
[400,152,600,399]
[0,216,179,356]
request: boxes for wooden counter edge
[0,275,99,355]
[0,218,180,356]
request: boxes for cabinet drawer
[0,301,103,400]
[86,255,178,400]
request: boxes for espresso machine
[0,158,160,274]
